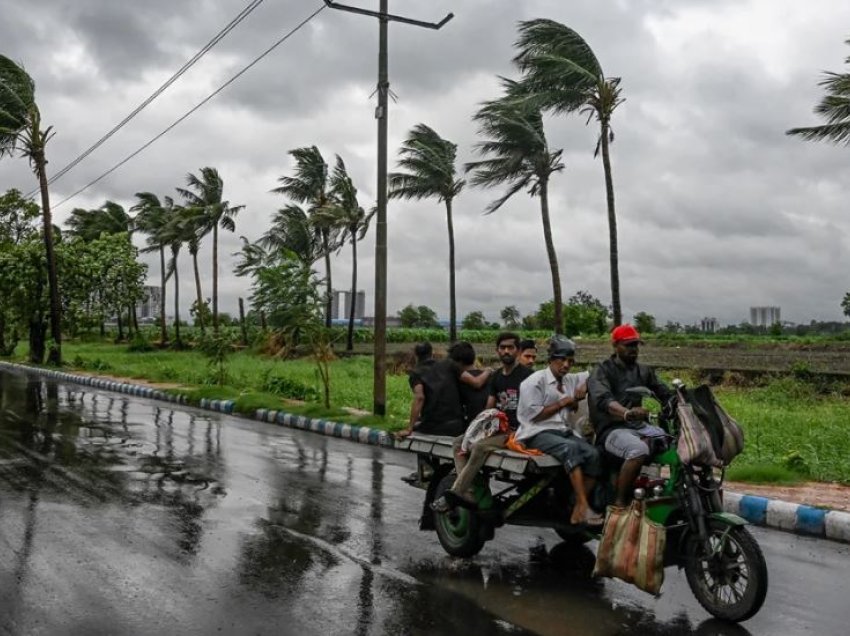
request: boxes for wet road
[1,369,849,636]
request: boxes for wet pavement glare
[1,369,849,636]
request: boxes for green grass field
[9,340,850,484]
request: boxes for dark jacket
[588,355,673,444]
[409,358,465,436]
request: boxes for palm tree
[514,19,626,326]
[259,204,324,267]
[131,192,170,345]
[787,39,850,145]
[158,197,185,348]
[314,156,374,351]
[170,204,208,335]
[177,167,243,333]
[272,146,341,327]
[67,201,132,241]
[389,124,465,341]
[0,55,62,364]
[466,80,566,334]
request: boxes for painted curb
[2,360,849,544]
[0,361,394,450]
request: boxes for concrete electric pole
[322,1,453,416]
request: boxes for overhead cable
[28,0,266,197]
[53,3,326,210]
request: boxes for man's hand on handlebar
[625,406,650,423]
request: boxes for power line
[28,0,266,197]
[54,3,326,210]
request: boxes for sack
[715,400,745,464]
[676,402,722,467]
[593,500,667,595]
[460,408,509,453]
[686,384,745,465]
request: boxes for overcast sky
[2,0,849,327]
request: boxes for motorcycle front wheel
[684,521,768,622]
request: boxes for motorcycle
[397,380,768,623]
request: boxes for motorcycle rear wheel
[433,473,487,558]
[684,521,768,622]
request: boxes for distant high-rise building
[749,306,780,327]
[138,285,162,320]
[331,290,366,320]
[701,317,718,333]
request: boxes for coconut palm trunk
[172,249,182,347]
[191,248,205,335]
[445,198,457,342]
[158,246,168,345]
[212,224,218,333]
[322,229,332,328]
[600,120,621,326]
[538,181,563,334]
[34,148,62,364]
[347,228,358,351]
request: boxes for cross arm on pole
[323,1,453,29]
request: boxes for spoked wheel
[684,521,768,622]
[433,473,487,558]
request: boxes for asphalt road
[1,368,848,636]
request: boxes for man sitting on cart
[515,337,604,526]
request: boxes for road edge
[3,361,848,545]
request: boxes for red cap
[611,324,642,344]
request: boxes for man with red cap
[588,323,673,507]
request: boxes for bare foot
[570,500,588,525]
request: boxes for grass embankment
[10,340,850,484]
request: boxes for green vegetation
[9,339,850,484]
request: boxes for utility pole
[323,1,453,416]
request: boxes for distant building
[138,285,162,320]
[331,290,366,320]
[701,317,718,333]
[749,306,781,327]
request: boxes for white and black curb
[3,361,849,544]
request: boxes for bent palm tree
[787,39,850,145]
[389,124,465,341]
[158,197,185,348]
[514,19,625,325]
[466,80,566,334]
[259,204,324,267]
[272,146,341,327]
[0,54,62,363]
[178,167,243,333]
[314,156,374,351]
[131,192,170,345]
[67,201,132,241]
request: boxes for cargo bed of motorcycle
[395,432,561,475]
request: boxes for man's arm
[398,383,425,438]
[588,364,635,423]
[459,367,492,389]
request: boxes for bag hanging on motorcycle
[676,402,723,467]
[593,501,666,595]
[687,384,745,465]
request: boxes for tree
[514,19,626,326]
[389,124,465,341]
[500,305,521,329]
[313,156,374,351]
[272,146,341,328]
[131,192,170,345]
[461,310,488,330]
[259,205,324,267]
[532,291,609,336]
[397,304,440,328]
[0,54,62,363]
[172,204,209,335]
[67,201,132,241]
[842,292,850,318]
[787,39,850,145]
[157,197,186,348]
[0,189,39,355]
[466,80,565,333]
[633,311,656,335]
[178,167,243,333]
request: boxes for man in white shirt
[515,337,603,526]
